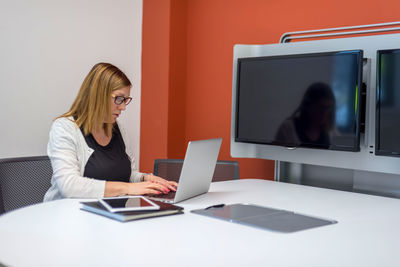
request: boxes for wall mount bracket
[279,21,400,43]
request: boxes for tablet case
[191,204,337,233]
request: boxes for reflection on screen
[236,50,362,151]
[104,198,152,208]
[376,49,400,155]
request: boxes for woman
[44,63,177,201]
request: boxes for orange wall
[141,0,188,174]
[141,0,170,169]
[141,0,400,179]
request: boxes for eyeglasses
[111,94,132,105]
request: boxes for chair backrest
[153,159,239,182]
[0,156,52,214]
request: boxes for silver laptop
[148,138,222,203]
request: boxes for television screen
[376,49,400,156]
[235,50,363,151]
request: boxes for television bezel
[235,49,364,152]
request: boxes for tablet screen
[102,197,154,209]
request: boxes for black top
[82,125,131,182]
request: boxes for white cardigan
[43,117,144,201]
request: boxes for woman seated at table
[44,63,177,201]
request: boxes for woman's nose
[118,102,127,110]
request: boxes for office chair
[153,159,239,182]
[0,156,52,214]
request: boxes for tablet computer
[99,196,160,213]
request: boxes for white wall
[0,0,143,167]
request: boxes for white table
[0,179,399,267]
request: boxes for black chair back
[0,156,52,214]
[153,159,239,182]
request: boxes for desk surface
[1,179,399,267]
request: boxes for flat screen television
[376,49,400,156]
[235,50,363,151]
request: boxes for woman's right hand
[105,181,170,197]
[126,181,170,196]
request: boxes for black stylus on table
[204,204,225,210]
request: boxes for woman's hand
[126,181,172,195]
[144,174,178,192]
[105,180,172,197]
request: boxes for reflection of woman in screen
[275,82,335,148]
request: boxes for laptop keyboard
[147,190,176,199]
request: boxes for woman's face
[106,86,131,123]
[308,99,334,126]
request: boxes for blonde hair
[60,63,131,137]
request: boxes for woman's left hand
[144,174,178,192]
